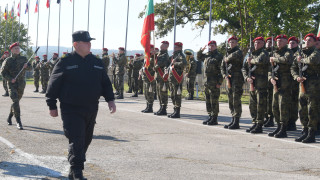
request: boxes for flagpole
[72,0,75,51]
[27,0,30,48]
[46,1,51,55]
[102,0,106,49]
[18,0,21,43]
[11,1,15,45]
[87,0,90,31]
[173,0,177,51]
[209,0,212,41]
[58,1,61,55]
[124,0,130,56]
[36,0,40,54]
[5,4,8,51]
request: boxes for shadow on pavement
[0,161,66,179]
[93,135,129,142]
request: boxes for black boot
[157,105,167,115]
[246,123,257,133]
[275,124,287,138]
[116,93,124,99]
[40,89,46,94]
[264,115,274,127]
[170,107,180,118]
[2,91,9,96]
[126,88,132,93]
[302,128,316,143]
[131,92,138,97]
[263,114,269,124]
[141,103,149,113]
[251,124,263,134]
[295,128,308,142]
[224,117,235,129]
[229,117,240,129]
[287,121,297,131]
[142,104,153,113]
[203,115,212,125]
[154,105,163,115]
[168,107,177,118]
[73,168,87,180]
[139,90,143,94]
[7,113,13,125]
[207,116,218,125]
[115,91,120,95]
[33,88,39,93]
[268,123,281,137]
[16,117,23,130]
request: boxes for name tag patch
[66,65,79,70]
[94,65,103,69]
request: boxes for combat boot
[157,105,167,116]
[224,117,234,129]
[131,92,138,97]
[295,128,308,142]
[142,104,153,113]
[139,90,143,94]
[315,123,320,135]
[73,168,87,180]
[302,128,316,143]
[263,114,269,124]
[40,89,46,94]
[268,123,281,137]
[246,123,257,133]
[141,104,149,113]
[16,117,23,130]
[264,115,274,127]
[287,121,297,131]
[207,116,218,126]
[33,88,39,93]
[154,105,162,115]
[203,115,212,125]
[168,107,176,118]
[7,113,13,125]
[115,91,120,95]
[250,124,263,134]
[126,88,132,93]
[116,93,124,99]
[275,124,287,138]
[170,107,180,118]
[2,91,9,97]
[229,117,240,129]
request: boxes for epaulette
[61,53,71,60]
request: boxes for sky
[0,0,227,52]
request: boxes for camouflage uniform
[131,57,143,95]
[141,57,156,112]
[49,58,58,75]
[1,54,31,121]
[138,58,144,94]
[154,50,170,114]
[221,46,244,119]
[112,59,118,93]
[185,57,197,100]
[40,60,50,93]
[265,47,274,123]
[0,56,9,95]
[101,53,110,74]
[114,53,127,97]
[127,59,133,92]
[197,49,223,122]
[32,60,41,91]
[242,48,269,127]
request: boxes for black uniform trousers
[61,104,97,170]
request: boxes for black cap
[72,31,95,42]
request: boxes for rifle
[298,32,306,93]
[248,35,256,91]
[225,40,232,89]
[14,47,40,80]
[270,35,279,92]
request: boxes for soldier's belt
[171,66,183,84]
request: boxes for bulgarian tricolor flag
[317,23,320,37]
[141,0,154,68]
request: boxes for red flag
[47,0,50,8]
[17,2,20,17]
[140,0,154,68]
[35,0,39,13]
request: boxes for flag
[10,6,14,19]
[35,0,39,13]
[4,8,7,20]
[317,23,320,37]
[25,1,29,14]
[17,2,20,17]
[47,0,50,8]
[140,0,154,67]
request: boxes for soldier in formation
[127,55,134,93]
[0,51,10,96]
[184,49,197,100]
[112,47,127,99]
[101,48,110,74]
[32,56,41,92]
[131,53,143,97]
[40,54,50,93]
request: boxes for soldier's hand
[201,45,207,51]
[185,73,189,77]
[23,63,28,69]
[270,79,277,85]
[11,79,16,83]
[216,84,221,88]
[270,57,274,63]
[297,77,306,82]
[247,78,253,84]
[247,57,252,63]
[108,101,116,114]
[297,56,302,62]
[50,109,59,117]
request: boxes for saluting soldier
[1,42,31,129]
[112,47,127,99]
[263,37,274,127]
[131,53,143,97]
[32,56,41,92]
[40,54,50,93]
[127,55,134,93]
[268,34,293,138]
[0,51,10,96]
[185,49,197,100]
[197,40,223,125]
[291,33,320,143]
[101,48,110,74]
[141,45,156,113]
[154,41,170,115]
[221,36,244,129]
[49,53,59,75]
[167,42,187,118]
[287,36,300,131]
[242,37,269,134]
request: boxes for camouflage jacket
[186,57,197,78]
[197,49,223,86]
[131,57,143,78]
[32,60,41,75]
[242,48,269,90]
[114,53,127,75]
[221,46,243,79]
[40,60,50,77]
[168,50,187,83]
[127,59,133,76]
[142,56,156,82]
[154,50,170,80]
[1,54,31,86]
[101,53,110,71]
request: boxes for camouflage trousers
[226,82,243,118]
[272,89,291,126]
[169,80,183,108]
[34,74,40,89]
[139,78,143,93]
[144,80,156,104]
[113,73,118,92]
[9,82,26,118]
[249,89,267,125]
[128,75,132,90]
[204,84,220,117]
[266,82,273,117]
[131,76,139,93]
[186,77,196,96]
[299,92,319,130]
[41,75,49,91]
[116,74,124,93]
[156,78,169,106]
[289,81,299,123]
[3,79,8,92]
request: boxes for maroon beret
[135,53,141,57]
[304,33,316,41]
[53,53,58,56]
[9,42,19,50]
[155,48,159,51]
[228,36,238,42]
[150,44,154,48]
[35,56,40,59]
[3,51,9,55]
[265,37,275,43]
[129,55,134,58]
[288,36,299,43]
[275,34,288,40]
[103,48,108,51]
[161,41,169,45]
[174,42,183,47]
[63,52,68,54]
[118,47,125,51]
[208,40,216,46]
[253,37,264,42]
[43,54,47,57]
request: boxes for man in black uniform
[46,31,116,180]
